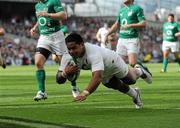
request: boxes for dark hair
[65,33,84,44]
[168,13,174,18]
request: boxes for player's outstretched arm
[104,21,119,43]
[74,70,103,102]
[30,22,38,37]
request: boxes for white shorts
[101,56,129,84]
[162,41,179,53]
[116,38,140,56]
[37,30,68,55]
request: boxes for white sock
[72,86,77,90]
[135,67,143,77]
[126,87,137,98]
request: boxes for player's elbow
[59,12,67,21]
[56,71,67,84]
[141,21,146,27]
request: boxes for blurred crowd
[0,16,168,66]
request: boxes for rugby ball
[66,59,80,82]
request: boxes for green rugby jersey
[163,22,180,42]
[35,0,64,35]
[116,4,145,38]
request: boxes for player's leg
[126,38,152,83]
[171,42,180,71]
[126,38,140,67]
[173,52,180,71]
[0,28,6,68]
[33,48,51,101]
[71,80,80,98]
[120,67,151,107]
[116,38,129,63]
[104,76,143,109]
[128,53,138,67]
[103,58,143,108]
[0,51,6,69]
[161,41,170,72]
[162,50,169,72]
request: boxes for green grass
[0,63,180,128]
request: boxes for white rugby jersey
[59,43,128,83]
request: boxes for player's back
[84,43,119,65]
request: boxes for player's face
[66,42,85,58]
[168,16,174,22]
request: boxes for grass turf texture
[0,63,180,128]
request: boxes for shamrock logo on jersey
[128,10,133,16]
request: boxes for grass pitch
[0,63,180,128]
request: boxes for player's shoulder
[35,2,39,8]
[51,0,61,4]
[174,22,179,26]
[62,53,72,59]
[132,4,143,11]
[132,4,142,8]
[85,43,100,53]
[164,22,171,27]
[85,42,98,49]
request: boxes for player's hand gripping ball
[65,59,80,81]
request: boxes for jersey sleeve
[59,54,71,71]
[89,54,104,72]
[53,0,64,12]
[136,6,146,22]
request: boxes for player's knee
[104,76,123,90]
[126,79,136,85]
[118,84,129,93]
[35,61,43,69]
[122,77,136,85]
[104,83,119,90]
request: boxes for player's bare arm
[121,20,146,30]
[30,22,38,36]
[74,70,103,102]
[104,21,119,43]
[37,11,67,21]
[96,31,101,42]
